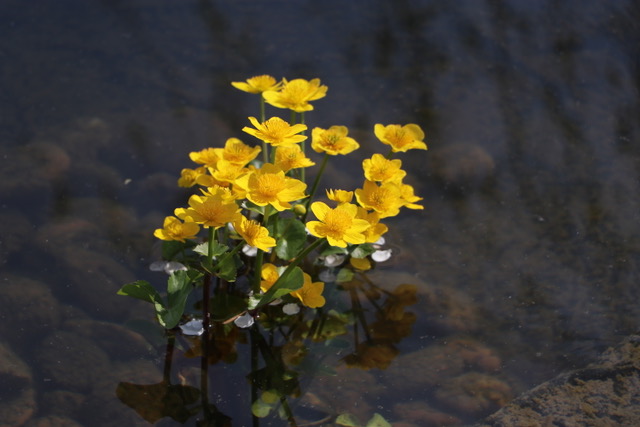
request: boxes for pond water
[2,0,640,426]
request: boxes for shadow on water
[1,0,640,425]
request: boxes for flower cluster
[122,75,425,327]
[118,75,425,425]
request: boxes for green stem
[385,148,394,159]
[251,206,273,293]
[256,238,325,308]
[299,112,306,183]
[260,95,268,164]
[302,153,329,222]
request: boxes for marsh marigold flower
[178,167,206,187]
[291,273,325,308]
[326,189,354,204]
[260,263,280,292]
[363,153,406,183]
[306,202,370,248]
[213,138,261,166]
[374,123,427,153]
[398,183,424,210]
[355,180,404,218]
[274,145,315,172]
[189,147,219,167]
[263,78,328,112]
[175,187,240,229]
[356,207,388,243]
[210,160,248,186]
[231,75,281,94]
[154,216,200,242]
[234,163,307,211]
[243,117,307,147]
[311,126,359,156]
[233,215,276,252]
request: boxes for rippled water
[2,0,640,425]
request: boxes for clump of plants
[117,75,426,426]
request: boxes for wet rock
[24,415,84,427]
[60,248,140,320]
[0,341,36,427]
[80,359,163,426]
[37,330,111,392]
[0,274,61,348]
[435,372,512,418]
[40,390,85,419]
[0,212,32,261]
[0,142,70,196]
[420,284,484,336]
[384,338,505,393]
[430,143,495,191]
[393,401,462,427]
[300,365,384,423]
[62,318,153,361]
[475,334,640,426]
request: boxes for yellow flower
[231,75,281,94]
[274,145,315,172]
[356,207,388,243]
[362,153,406,183]
[195,169,227,188]
[233,215,276,252]
[178,167,206,187]
[213,138,261,166]
[211,160,247,186]
[399,183,424,210]
[175,187,240,229]
[242,116,307,147]
[354,180,404,218]
[153,216,200,242]
[326,189,354,204]
[189,147,219,167]
[260,263,280,292]
[291,273,325,308]
[263,78,328,112]
[374,123,427,152]
[234,163,307,211]
[311,126,359,155]
[306,202,370,248]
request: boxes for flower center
[255,174,285,198]
[323,209,351,235]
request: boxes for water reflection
[1,0,640,425]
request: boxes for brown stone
[475,334,640,427]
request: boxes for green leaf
[275,218,307,260]
[161,271,194,329]
[117,280,163,305]
[257,267,304,307]
[320,245,348,256]
[366,413,392,427]
[336,413,361,427]
[162,240,187,260]
[193,241,228,258]
[350,243,375,259]
[216,254,238,282]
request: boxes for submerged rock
[0,341,36,427]
[36,330,111,392]
[475,334,640,426]
[0,274,61,348]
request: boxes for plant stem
[252,205,272,293]
[260,95,268,164]
[302,152,329,222]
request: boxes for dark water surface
[2,0,640,426]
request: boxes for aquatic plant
[117,75,425,426]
